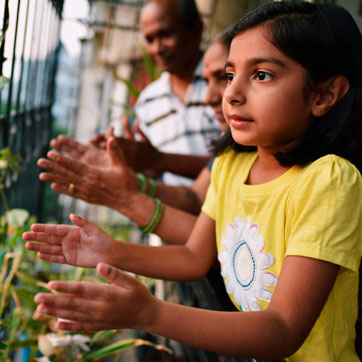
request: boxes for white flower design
[218,217,277,311]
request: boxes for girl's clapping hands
[23,214,115,268]
[35,262,157,332]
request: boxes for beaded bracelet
[148,178,157,198]
[136,173,147,194]
[138,198,164,234]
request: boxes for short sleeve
[286,156,362,272]
[201,154,223,220]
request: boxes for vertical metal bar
[0,0,9,74]
[29,0,45,110]
[37,3,62,220]
[13,0,31,170]
[23,0,37,145]
[6,0,22,149]
[0,0,9,147]
[15,0,30,113]
[40,7,52,109]
[36,0,51,109]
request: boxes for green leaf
[0,77,10,91]
[7,228,24,248]
[83,339,136,359]
[5,339,37,349]
[0,341,6,350]
[9,309,21,340]
[11,285,38,306]
[83,338,171,360]
[113,73,140,99]
[108,100,136,117]
[89,330,116,346]
[0,248,7,270]
[141,47,160,82]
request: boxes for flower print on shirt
[218,217,277,311]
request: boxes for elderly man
[50,0,221,187]
[134,0,221,186]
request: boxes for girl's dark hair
[213,1,362,171]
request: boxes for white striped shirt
[136,61,221,186]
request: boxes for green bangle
[148,178,157,198]
[136,173,147,194]
[138,198,164,234]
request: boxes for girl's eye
[254,71,272,81]
[226,73,234,82]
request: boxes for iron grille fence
[0,0,64,218]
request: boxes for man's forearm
[155,153,211,179]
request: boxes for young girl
[23,2,362,361]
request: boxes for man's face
[140,1,200,73]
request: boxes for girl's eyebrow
[250,57,286,68]
[224,58,286,70]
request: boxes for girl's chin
[230,131,255,146]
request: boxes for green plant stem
[0,188,9,212]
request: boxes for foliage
[0,77,9,92]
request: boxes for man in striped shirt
[135,0,221,186]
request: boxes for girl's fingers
[37,252,66,264]
[25,242,63,254]
[97,262,137,289]
[35,291,99,311]
[43,280,109,299]
[69,214,99,235]
[23,231,62,244]
[36,304,93,322]
[56,320,105,332]
[30,223,73,237]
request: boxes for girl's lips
[229,115,253,129]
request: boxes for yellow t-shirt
[201,149,362,362]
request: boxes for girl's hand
[34,263,157,332]
[38,137,138,211]
[23,214,115,268]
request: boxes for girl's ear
[311,75,350,117]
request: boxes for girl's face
[202,42,228,131]
[222,25,318,154]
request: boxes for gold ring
[68,183,75,193]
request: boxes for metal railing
[0,0,63,217]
